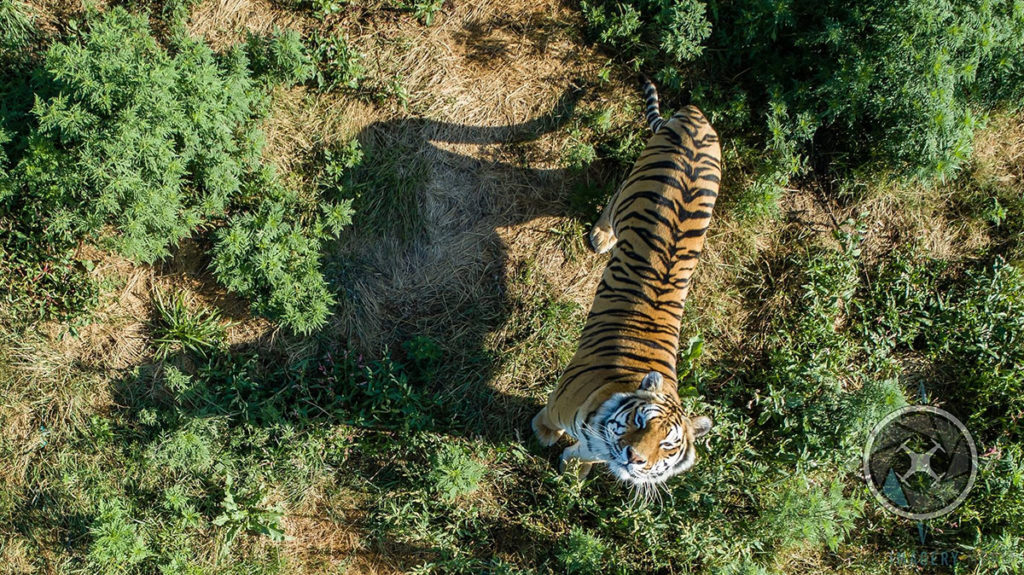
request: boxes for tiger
[532,79,721,489]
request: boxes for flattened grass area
[1,0,1023,573]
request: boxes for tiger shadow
[327,86,619,442]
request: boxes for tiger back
[532,81,720,487]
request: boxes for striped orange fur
[532,80,720,487]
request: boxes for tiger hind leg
[532,407,564,447]
[589,191,619,254]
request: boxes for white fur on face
[585,393,696,488]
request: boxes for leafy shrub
[0,8,353,332]
[402,334,444,380]
[212,475,285,558]
[427,444,486,502]
[309,31,365,90]
[858,252,1024,440]
[212,170,353,334]
[755,230,863,461]
[88,500,151,571]
[319,137,364,189]
[245,27,314,87]
[581,0,710,80]
[924,258,1023,438]
[703,0,1024,182]
[755,477,862,553]
[147,418,220,477]
[330,352,438,431]
[24,9,263,262]
[581,0,1024,191]
[556,527,606,575]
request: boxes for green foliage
[245,28,314,87]
[754,226,866,462]
[309,31,365,90]
[213,475,286,558]
[581,0,710,80]
[428,444,487,502]
[402,334,444,381]
[26,9,263,262]
[676,333,704,391]
[755,477,862,553]
[929,259,1024,428]
[310,0,351,18]
[0,9,350,332]
[3,3,1023,574]
[88,500,151,571]
[147,417,220,476]
[859,252,1024,439]
[405,0,444,26]
[0,0,34,56]
[581,0,1024,196]
[695,0,1024,183]
[319,137,364,189]
[563,137,597,170]
[331,352,439,431]
[211,171,354,334]
[557,527,606,575]
[151,290,226,359]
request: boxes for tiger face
[593,372,712,486]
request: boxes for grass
[151,290,227,359]
[1,0,1023,573]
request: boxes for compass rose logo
[863,405,977,520]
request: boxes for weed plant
[0,8,352,332]
[150,290,226,359]
[581,0,1024,207]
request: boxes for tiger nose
[626,446,646,465]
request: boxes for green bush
[245,27,314,86]
[706,0,1024,182]
[581,0,1024,188]
[309,31,365,91]
[557,527,606,575]
[212,169,353,334]
[755,477,862,553]
[88,500,151,571]
[212,474,286,559]
[24,9,263,262]
[580,0,710,82]
[0,8,352,332]
[428,444,487,502]
[858,251,1024,441]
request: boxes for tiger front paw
[589,224,617,254]
[558,446,594,480]
[532,410,564,447]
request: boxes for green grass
[151,290,227,359]
[341,131,428,242]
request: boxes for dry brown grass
[291,1,633,368]
[189,0,311,51]
[974,113,1024,186]
[852,113,1024,266]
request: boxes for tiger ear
[639,371,664,392]
[692,416,713,438]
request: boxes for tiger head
[594,371,712,487]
